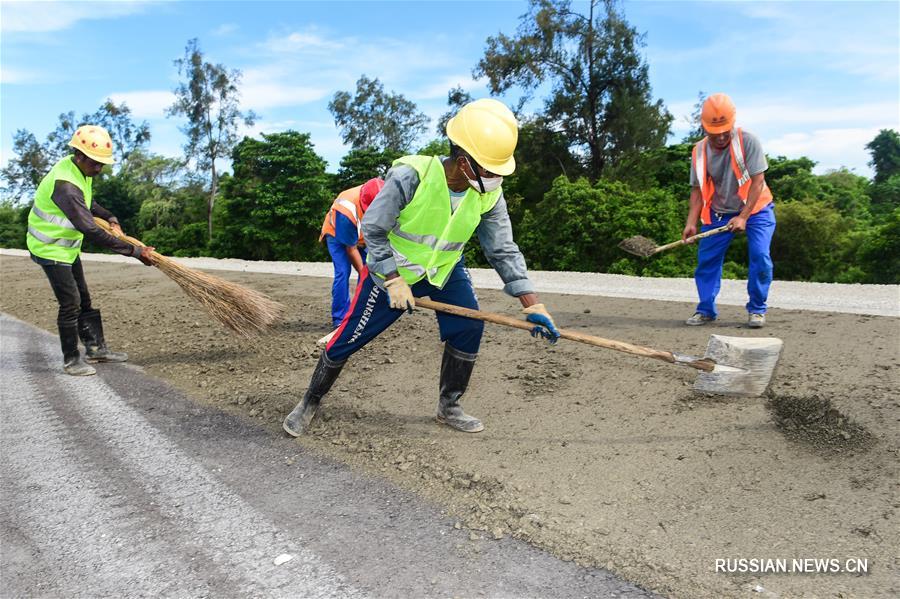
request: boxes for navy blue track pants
[325,260,483,363]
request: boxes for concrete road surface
[0,314,654,598]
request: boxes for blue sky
[2,0,898,180]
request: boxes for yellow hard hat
[446,99,518,176]
[68,125,116,164]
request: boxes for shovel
[416,298,781,397]
[618,224,730,258]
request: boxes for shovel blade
[693,335,783,396]
[617,235,659,258]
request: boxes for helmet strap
[465,156,486,194]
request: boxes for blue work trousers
[325,259,483,363]
[326,236,365,329]
[695,204,776,318]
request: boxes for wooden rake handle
[652,224,731,254]
[415,298,714,372]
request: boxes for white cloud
[107,91,176,120]
[0,66,42,84]
[415,75,486,101]
[212,23,238,36]
[0,0,147,33]
[766,127,882,174]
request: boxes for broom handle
[415,298,714,372]
[93,217,162,261]
[652,224,730,254]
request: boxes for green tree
[332,147,402,193]
[328,75,430,152]
[856,208,900,284]
[516,176,687,275]
[435,85,474,136]
[770,201,859,282]
[168,38,256,239]
[214,131,331,261]
[502,116,581,220]
[475,0,671,178]
[681,91,706,144]
[865,129,900,184]
[1,100,149,203]
[0,202,30,248]
[0,130,50,203]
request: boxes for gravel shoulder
[2,254,898,598]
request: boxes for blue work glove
[522,303,560,344]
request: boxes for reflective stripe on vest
[26,226,83,247]
[31,204,76,230]
[320,185,364,243]
[693,128,773,225]
[383,155,501,289]
[26,156,92,264]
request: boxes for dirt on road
[2,254,897,598]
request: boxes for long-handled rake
[416,298,782,396]
[618,224,731,258]
[94,217,283,337]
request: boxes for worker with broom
[284,98,559,436]
[318,177,385,345]
[683,93,776,329]
[26,124,155,376]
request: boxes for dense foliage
[2,9,897,285]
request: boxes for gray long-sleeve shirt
[51,181,139,257]
[361,160,534,297]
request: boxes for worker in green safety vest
[27,124,155,376]
[284,99,560,436]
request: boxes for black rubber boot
[59,324,96,376]
[283,352,346,437]
[436,344,483,433]
[78,309,128,363]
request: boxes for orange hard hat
[701,93,736,134]
[359,177,385,212]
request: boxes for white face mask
[468,175,503,193]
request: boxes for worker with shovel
[683,93,776,328]
[318,177,385,345]
[284,99,560,436]
[26,125,155,376]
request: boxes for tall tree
[865,129,900,183]
[475,0,672,178]
[332,147,402,193]
[168,38,256,238]
[328,75,430,152]
[681,91,706,144]
[214,131,332,261]
[435,86,474,136]
[1,101,150,203]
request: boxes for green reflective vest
[26,156,92,264]
[387,155,502,288]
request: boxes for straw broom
[94,217,284,337]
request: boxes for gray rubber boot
[283,352,346,437]
[78,309,128,363]
[436,344,483,433]
[60,324,96,376]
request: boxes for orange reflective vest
[319,184,364,245]
[692,128,773,225]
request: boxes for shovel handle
[652,225,731,254]
[415,298,715,372]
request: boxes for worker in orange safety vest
[319,177,385,337]
[683,93,776,329]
